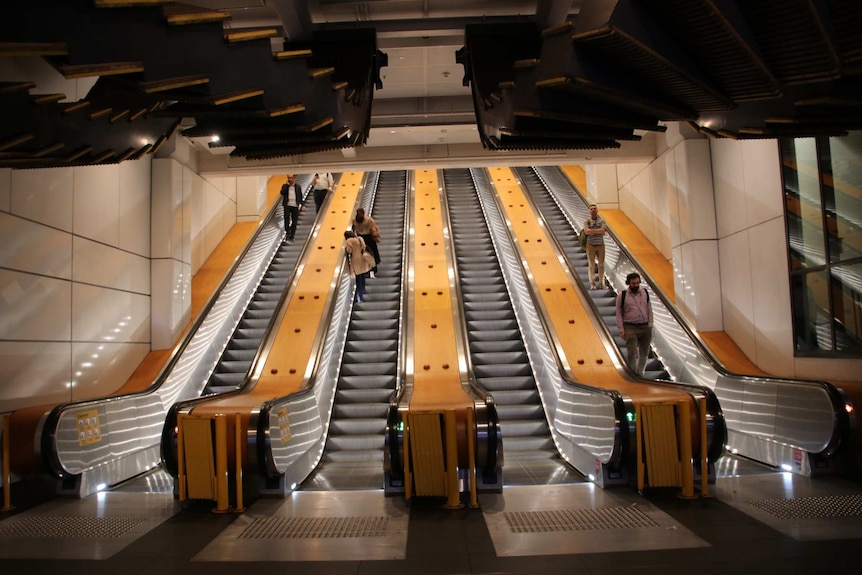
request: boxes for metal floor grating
[746,495,862,519]
[503,507,659,533]
[0,516,149,538]
[238,516,389,539]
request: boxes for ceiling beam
[536,0,580,29]
[272,0,314,41]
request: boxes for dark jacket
[280,182,302,207]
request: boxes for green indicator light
[626,412,636,423]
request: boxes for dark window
[781,132,862,357]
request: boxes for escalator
[443,168,582,485]
[515,166,670,379]
[10,175,317,496]
[203,176,316,395]
[302,170,408,490]
[527,164,847,476]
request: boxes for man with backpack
[615,272,653,375]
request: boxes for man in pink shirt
[615,272,653,375]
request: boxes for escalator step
[216,360,251,373]
[342,350,398,364]
[209,372,245,387]
[489,389,541,405]
[501,419,550,436]
[466,319,519,331]
[470,340,525,353]
[326,434,386,451]
[495,404,546,420]
[333,403,390,419]
[336,388,394,403]
[338,373,397,389]
[329,418,387,435]
[476,375,536,391]
[235,328,265,340]
[222,349,255,361]
[323,449,385,463]
[473,363,532,378]
[472,351,529,365]
[344,340,397,353]
[467,310,516,322]
[500,436,556,451]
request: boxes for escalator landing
[502,455,586,486]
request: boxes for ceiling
[2,1,858,174]
[183,0,606,173]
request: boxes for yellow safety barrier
[179,414,217,500]
[636,400,698,497]
[176,413,244,512]
[234,413,244,512]
[443,410,463,509]
[404,409,476,506]
[213,414,229,513]
[466,407,478,509]
[403,415,412,501]
[678,400,695,499]
[699,398,711,498]
[408,412,447,497]
[2,414,13,512]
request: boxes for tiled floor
[1,460,861,574]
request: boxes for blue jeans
[355,272,367,302]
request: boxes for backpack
[579,228,587,248]
[619,289,649,310]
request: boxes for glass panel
[826,132,862,263]
[783,138,825,269]
[830,262,862,353]
[791,270,833,352]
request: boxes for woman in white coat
[344,230,373,302]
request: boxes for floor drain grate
[746,494,862,519]
[0,516,148,538]
[238,516,389,539]
[503,507,658,533]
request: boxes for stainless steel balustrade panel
[535,166,840,468]
[471,169,618,474]
[266,270,355,486]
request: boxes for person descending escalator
[615,272,653,375]
[352,207,381,278]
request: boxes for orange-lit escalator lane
[179,172,366,481]
[8,176,290,474]
[491,166,703,488]
[403,169,475,500]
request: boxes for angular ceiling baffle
[186,28,385,161]
[1,0,385,168]
[459,0,862,150]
